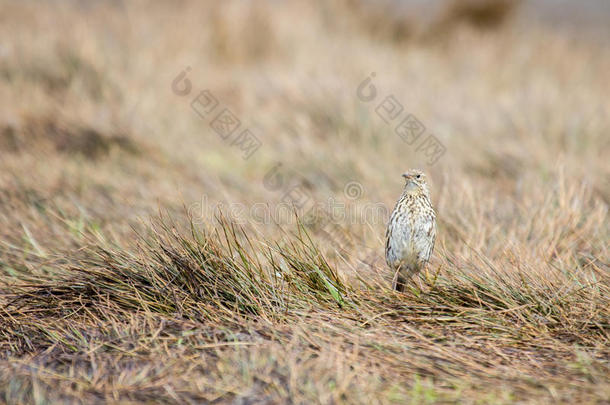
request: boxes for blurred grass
[0,0,609,403]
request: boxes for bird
[385,169,436,292]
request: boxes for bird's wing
[385,217,412,267]
[414,216,435,263]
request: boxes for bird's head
[402,169,429,195]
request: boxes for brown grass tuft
[0,0,608,403]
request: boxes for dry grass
[0,0,609,403]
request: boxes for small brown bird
[385,169,436,291]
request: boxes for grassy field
[0,0,609,403]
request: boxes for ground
[0,1,608,403]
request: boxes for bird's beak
[402,173,410,179]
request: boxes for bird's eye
[416,174,421,179]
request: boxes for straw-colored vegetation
[1,0,608,403]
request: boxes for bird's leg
[395,275,408,292]
[414,276,425,294]
[391,266,401,291]
[392,265,410,292]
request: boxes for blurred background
[0,0,608,278]
[1,1,609,402]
